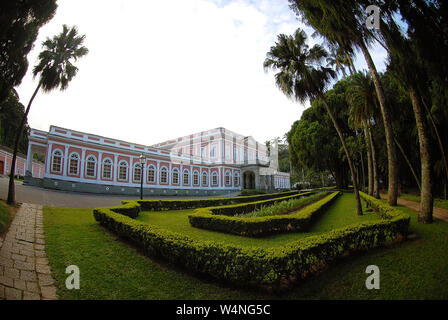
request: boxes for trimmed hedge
[188,192,339,237]
[93,190,410,292]
[123,190,302,212]
[196,192,314,217]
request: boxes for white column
[96,152,103,182]
[26,143,32,175]
[113,154,117,183]
[63,145,69,176]
[45,143,52,175]
[80,149,86,180]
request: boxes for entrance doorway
[243,171,255,189]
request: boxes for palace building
[24,126,290,196]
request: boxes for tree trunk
[7,82,41,204]
[320,95,363,215]
[368,128,380,199]
[360,41,399,206]
[394,136,421,192]
[364,126,373,196]
[360,150,366,193]
[409,89,433,223]
[422,98,448,184]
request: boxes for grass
[0,200,14,236]
[43,194,448,299]
[237,192,328,218]
[136,193,380,248]
[400,193,448,210]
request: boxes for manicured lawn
[136,193,380,248]
[43,194,448,299]
[401,193,448,210]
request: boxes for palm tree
[289,0,400,207]
[346,71,379,198]
[264,29,363,215]
[326,49,348,78]
[7,25,88,204]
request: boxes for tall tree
[289,0,400,206]
[0,0,57,103]
[7,25,89,205]
[383,28,434,223]
[265,29,363,215]
[346,71,380,198]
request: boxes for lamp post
[139,153,146,200]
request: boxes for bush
[124,190,302,212]
[93,190,410,292]
[188,192,339,237]
[0,202,12,235]
[239,192,329,218]
[196,192,315,217]
[239,189,267,196]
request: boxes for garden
[40,189,448,300]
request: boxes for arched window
[133,163,142,182]
[183,169,189,185]
[225,170,231,186]
[193,170,199,186]
[212,171,218,186]
[172,168,179,184]
[102,159,112,179]
[160,166,168,184]
[51,150,63,173]
[147,165,155,183]
[202,171,208,186]
[118,161,128,181]
[85,156,97,177]
[234,172,240,187]
[68,153,79,175]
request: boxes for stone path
[0,203,57,300]
[380,194,448,223]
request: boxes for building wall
[0,148,44,178]
[26,125,289,195]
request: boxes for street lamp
[139,153,146,200]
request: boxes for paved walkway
[0,203,57,300]
[0,176,240,208]
[380,194,448,222]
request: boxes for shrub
[125,190,302,212]
[239,189,267,196]
[93,190,410,292]
[0,202,12,235]
[239,192,329,218]
[198,192,314,217]
[188,192,339,237]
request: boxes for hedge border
[188,192,338,237]
[122,189,301,212]
[93,191,410,292]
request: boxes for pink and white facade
[0,146,44,178]
[25,126,290,196]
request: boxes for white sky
[16,0,386,147]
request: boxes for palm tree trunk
[368,127,380,199]
[346,53,356,75]
[364,126,373,196]
[360,41,399,206]
[394,136,422,192]
[409,89,433,223]
[320,95,363,215]
[7,82,41,204]
[421,98,448,184]
[360,150,366,193]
